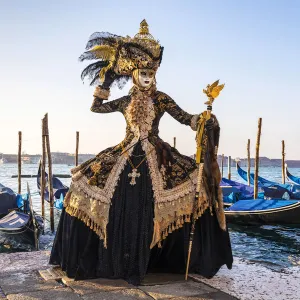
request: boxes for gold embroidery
[64,88,226,248]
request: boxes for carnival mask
[138,69,155,88]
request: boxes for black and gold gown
[50,86,233,285]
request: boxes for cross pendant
[128,168,140,186]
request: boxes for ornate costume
[50,20,233,284]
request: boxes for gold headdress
[79,19,164,87]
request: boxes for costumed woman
[50,20,233,285]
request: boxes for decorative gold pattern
[91,20,162,78]
[64,88,226,248]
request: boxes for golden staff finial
[203,79,225,108]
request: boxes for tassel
[163,231,167,239]
[186,214,190,222]
[158,241,162,248]
[168,226,172,234]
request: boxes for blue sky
[0,0,299,159]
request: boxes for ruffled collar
[129,83,157,98]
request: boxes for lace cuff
[93,86,110,100]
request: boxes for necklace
[122,143,154,186]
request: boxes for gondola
[221,178,257,207]
[0,183,44,249]
[236,162,300,200]
[225,199,300,225]
[37,161,69,209]
[0,183,20,218]
[220,176,292,205]
[286,165,300,185]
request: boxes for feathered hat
[79,19,164,88]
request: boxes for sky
[0,0,299,159]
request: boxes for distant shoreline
[1,152,300,167]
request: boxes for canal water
[0,164,300,272]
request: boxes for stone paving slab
[140,273,184,286]
[64,278,134,295]
[81,288,152,300]
[0,271,62,295]
[0,251,240,300]
[139,280,216,299]
[6,288,81,300]
[0,251,50,275]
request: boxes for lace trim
[64,189,110,247]
[93,86,110,99]
[125,88,156,139]
[151,194,209,248]
[141,139,198,203]
[69,137,138,204]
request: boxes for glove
[205,118,214,131]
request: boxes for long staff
[185,80,224,280]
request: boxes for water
[1,163,300,272]
[0,163,71,253]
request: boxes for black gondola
[0,183,19,218]
[0,183,44,249]
[37,161,69,209]
[225,199,300,225]
[286,164,300,185]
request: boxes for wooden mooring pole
[41,117,47,219]
[254,118,262,199]
[282,140,285,184]
[247,139,251,186]
[228,156,231,180]
[173,137,176,149]
[75,131,79,166]
[44,113,55,232]
[18,131,22,194]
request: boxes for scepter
[185,80,225,280]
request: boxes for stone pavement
[0,251,237,300]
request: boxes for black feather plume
[85,32,122,50]
[80,61,108,81]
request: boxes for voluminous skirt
[50,143,233,285]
